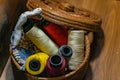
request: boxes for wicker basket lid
[26,0,101,32]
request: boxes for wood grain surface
[1,0,120,80]
[64,0,120,80]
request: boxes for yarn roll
[12,48,33,71]
[12,48,33,66]
[25,53,49,75]
[46,55,66,77]
[11,8,42,48]
[43,23,68,47]
[23,19,59,55]
[59,45,73,62]
[68,30,85,70]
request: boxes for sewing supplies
[68,30,85,70]
[12,48,33,71]
[46,55,66,77]
[12,48,25,65]
[25,52,49,75]
[11,8,42,48]
[22,19,59,55]
[59,45,73,62]
[11,7,85,77]
[43,23,68,46]
[17,33,40,53]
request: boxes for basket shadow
[90,26,105,61]
[83,26,105,80]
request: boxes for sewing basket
[11,0,101,80]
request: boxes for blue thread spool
[59,45,73,62]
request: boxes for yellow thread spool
[25,52,49,75]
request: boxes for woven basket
[11,35,90,80]
[11,0,101,79]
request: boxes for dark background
[0,0,27,76]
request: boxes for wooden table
[0,0,120,80]
[65,0,120,80]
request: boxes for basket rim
[11,35,90,79]
[26,0,101,32]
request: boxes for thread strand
[68,30,85,70]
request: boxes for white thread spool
[68,29,85,70]
[25,26,59,55]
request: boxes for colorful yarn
[23,19,59,55]
[20,65,25,71]
[12,48,33,66]
[59,45,73,62]
[43,23,68,47]
[68,30,85,70]
[25,53,49,75]
[46,55,66,77]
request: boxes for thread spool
[10,8,42,48]
[43,23,68,47]
[59,45,73,62]
[46,55,66,77]
[68,29,85,70]
[25,53,49,75]
[22,19,58,55]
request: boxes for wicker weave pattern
[11,36,90,80]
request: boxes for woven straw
[11,35,90,80]
[26,0,101,32]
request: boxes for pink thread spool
[46,55,66,77]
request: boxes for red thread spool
[43,23,68,47]
[46,55,66,77]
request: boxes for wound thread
[68,30,85,70]
[12,48,33,66]
[25,25,59,56]
[25,53,49,75]
[46,55,66,77]
[43,23,68,47]
[10,8,42,48]
[59,45,73,62]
